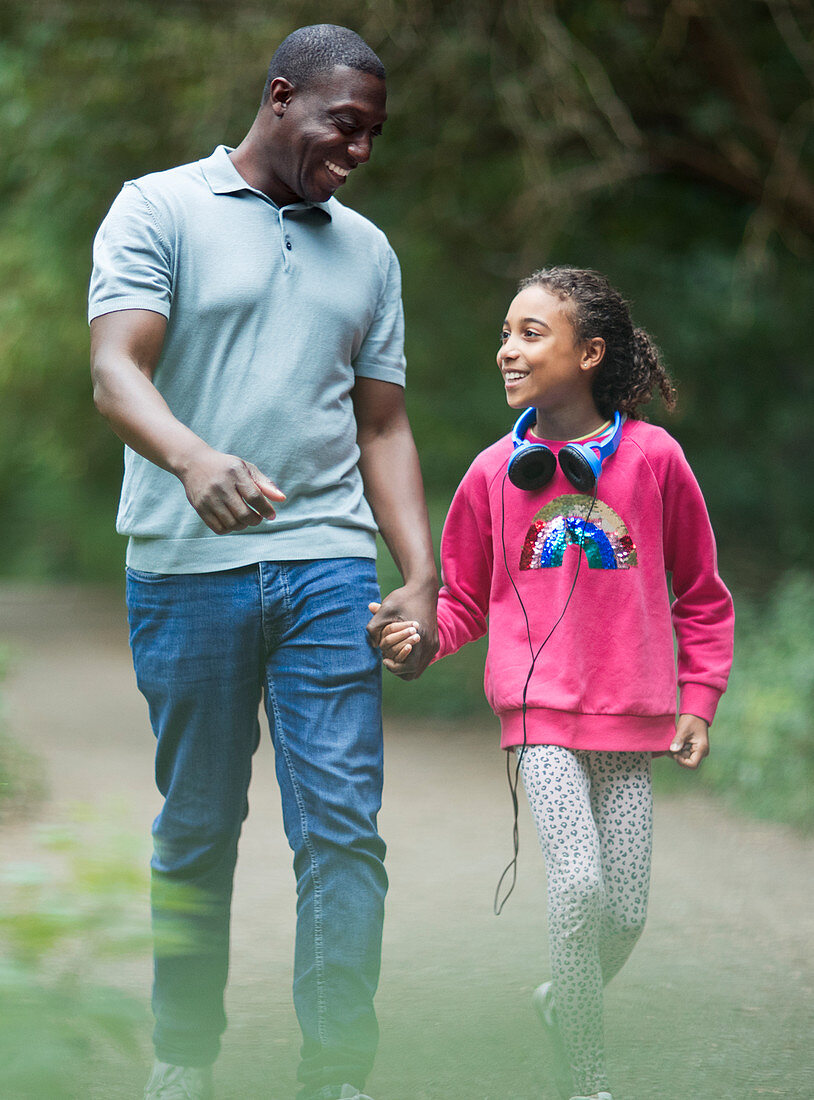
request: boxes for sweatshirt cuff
[430,624,451,665]
[679,682,723,725]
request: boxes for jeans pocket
[125,566,174,583]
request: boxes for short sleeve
[352,244,406,387]
[88,182,173,323]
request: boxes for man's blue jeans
[126,559,387,1096]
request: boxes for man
[89,24,438,1100]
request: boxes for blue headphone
[507,408,625,493]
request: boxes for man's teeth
[505,371,527,381]
[326,161,350,177]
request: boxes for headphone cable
[493,474,598,915]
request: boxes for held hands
[370,608,422,672]
[670,713,710,769]
[177,444,285,534]
[367,586,439,679]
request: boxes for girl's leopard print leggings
[517,744,653,1097]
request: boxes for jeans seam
[278,562,293,625]
[265,672,329,1049]
[258,563,267,648]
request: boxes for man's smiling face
[267,65,387,206]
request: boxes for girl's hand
[366,585,438,679]
[368,602,422,673]
[670,714,710,769]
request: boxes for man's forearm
[357,414,439,676]
[90,309,211,476]
[357,423,438,591]
[90,312,283,533]
[92,350,211,476]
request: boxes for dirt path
[1,583,812,1100]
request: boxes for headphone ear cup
[559,444,600,494]
[508,444,556,491]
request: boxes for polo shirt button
[285,239,292,250]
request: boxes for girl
[373,267,734,1100]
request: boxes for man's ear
[267,77,295,118]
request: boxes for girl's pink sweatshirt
[435,419,734,752]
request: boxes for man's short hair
[262,24,385,104]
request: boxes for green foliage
[0,649,43,819]
[699,571,814,830]
[0,816,148,1096]
[0,726,41,820]
[0,0,813,578]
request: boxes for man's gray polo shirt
[89,146,406,574]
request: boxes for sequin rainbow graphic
[520,494,637,570]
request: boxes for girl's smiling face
[497,287,604,419]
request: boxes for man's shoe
[144,1060,215,1100]
[532,981,573,1100]
[569,1094,612,1100]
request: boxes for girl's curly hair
[518,266,676,419]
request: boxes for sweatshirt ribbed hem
[498,707,676,752]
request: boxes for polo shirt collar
[199,145,333,218]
